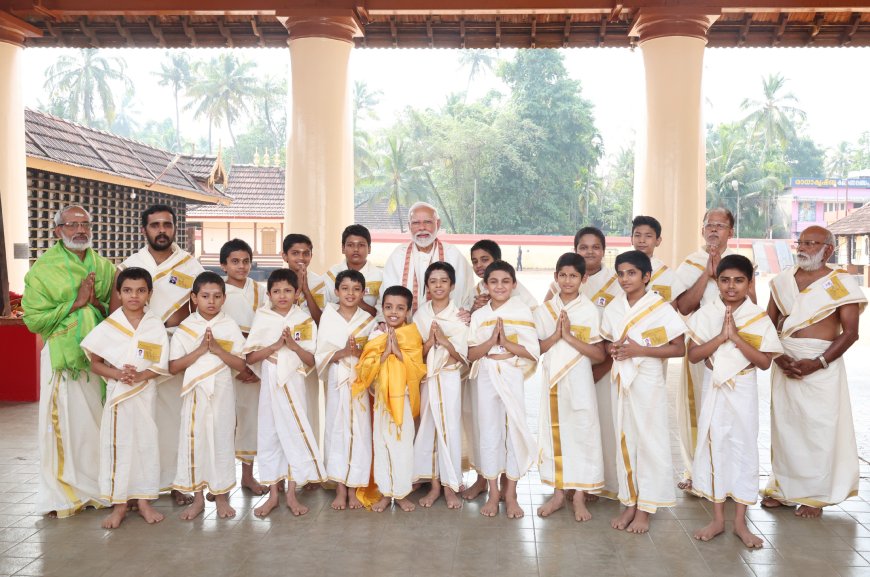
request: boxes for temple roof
[829,205,870,235]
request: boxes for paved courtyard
[1,271,869,577]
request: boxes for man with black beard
[113,204,204,504]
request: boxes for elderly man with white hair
[762,225,866,518]
[23,204,116,517]
[382,202,475,314]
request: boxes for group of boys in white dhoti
[25,202,865,548]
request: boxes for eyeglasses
[703,222,731,231]
[793,240,831,248]
[59,222,92,231]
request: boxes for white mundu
[323,261,384,319]
[412,300,468,492]
[296,269,327,447]
[535,294,604,492]
[686,298,782,505]
[468,297,539,480]
[764,266,866,507]
[602,291,686,513]
[315,304,376,487]
[383,239,475,311]
[244,305,325,487]
[120,243,205,490]
[170,312,245,495]
[672,248,737,482]
[81,309,169,505]
[475,279,538,311]
[223,277,266,466]
[647,257,684,304]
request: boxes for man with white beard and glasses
[762,226,865,518]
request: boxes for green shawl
[22,242,115,374]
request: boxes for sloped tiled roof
[25,108,226,200]
[829,205,870,235]
[188,164,284,218]
[354,199,404,232]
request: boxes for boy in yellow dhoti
[82,268,169,529]
[169,272,247,520]
[602,251,686,534]
[535,253,607,522]
[686,255,781,548]
[468,261,539,519]
[244,269,324,518]
[355,286,427,512]
[315,270,376,510]
[220,238,267,495]
[413,262,468,510]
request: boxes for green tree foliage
[44,49,132,128]
[153,52,192,149]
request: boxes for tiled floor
[2,271,869,577]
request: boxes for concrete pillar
[0,13,40,292]
[281,14,361,273]
[631,9,719,267]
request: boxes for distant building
[780,177,870,239]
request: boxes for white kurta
[602,291,686,513]
[412,301,468,492]
[315,304,377,487]
[296,269,327,448]
[223,277,266,465]
[383,240,475,311]
[686,298,782,505]
[170,312,245,495]
[81,309,170,505]
[535,294,604,492]
[647,257,685,304]
[120,243,205,490]
[468,297,539,480]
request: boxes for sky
[22,45,870,171]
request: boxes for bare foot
[573,492,592,522]
[537,491,566,517]
[612,506,636,530]
[461,476,487,501]
[693,519,725,542]
[180,495,205,521]
[626,510,650,534]
[677,479,693,492]
[137,500,164,524]
[444,487,462,510]
[348,490,365,510]
[505,495,525,519]
[214,494,236,519]
[372,496,391,513]
[126,498,139,511]
[331,484,348,511]
[734,524,764,548]
[585,493,599,504]
[760,497,782,508]
[419,483,441,508]
[241,475,267,496]
[396,498,416,512]
[254,493,280,518]
[286,491,310,516]
[481,493,500,517]
[304,482,321,491]
[205,492,216,502]
[277,479,286,492]
[172,489,194,506]
[795,505,822,518]
[102,504,127,529]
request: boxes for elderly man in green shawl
[23,204,115,518]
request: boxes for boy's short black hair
[555,253,586,277]
[717,254,754,280]
[192,271,225,294]
[424,261,456,287]
[470,239,501,261]
[631,216,662,238]
[141,204,176,228]
[282,233,313,254]
[615,250,652,280]
[116,267,153,292]
[483,260,516,283]
[267,268,299,292]
[335,269,366,290]
[341,225,371,247]
[382,285,413,308]
[220,238,253,264]
[574,226,606,251]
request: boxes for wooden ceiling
[2,1,870,48]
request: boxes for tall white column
[631,9,719,266]
[282,15,360,273]
[0,13,40,293]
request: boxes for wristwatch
[817,355,829,369]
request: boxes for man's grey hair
[407,202,439,223]
[54,204,91,226]
[823,229,836,247]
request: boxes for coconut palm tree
[43,49,132,128]
[740,73,806,155]
[357,135,424,233]
[458,50,496,94]
[153,52,192,149]
[826,141,854,178]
